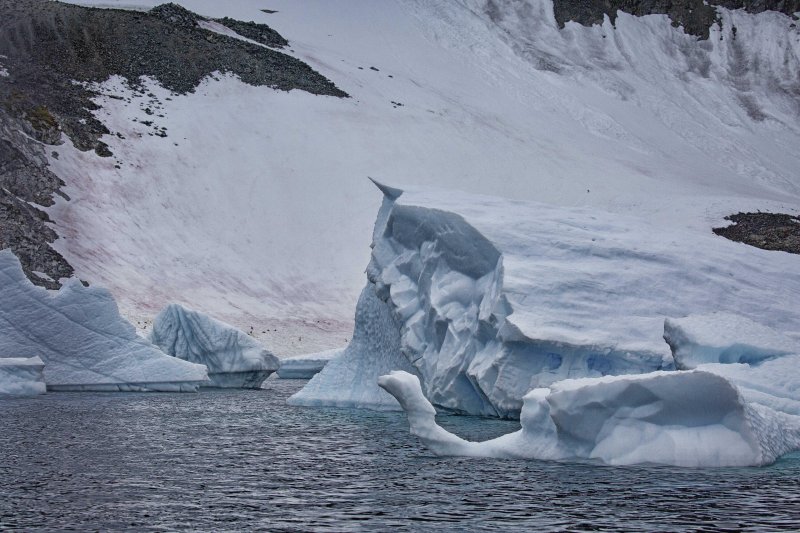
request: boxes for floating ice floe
[291,183,800,417]
[0,357,46,397]
[276,348,342,379]
[0,251,209,392]
[150,303,279,388]
[378,368,800,467]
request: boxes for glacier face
[0,357,46,397]
[150,303,279,388]
[378,368,800,467]
[0,251,209,391]
[294,184,800,417]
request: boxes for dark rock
[713,212,800,254]
[216,17,289,48]
[0,0,348,287]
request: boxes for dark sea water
[2,379,799,532]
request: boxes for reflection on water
[1,380,799,531]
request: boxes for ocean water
[1,379,799,532]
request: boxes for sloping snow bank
[50,1,800,356]
[276,348,342,379]
[0,251,208,391]
[292,185,800,417]
[150,303,279,388]
[0,357,46,397]
[378,369,800,467]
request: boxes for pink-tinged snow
[51,1,800,355]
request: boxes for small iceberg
[276,348,342,379]
[0,357,46,397]
[150,303,279,388]
[0,251,209,392]
[379,368,800,467]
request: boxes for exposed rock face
[0,0,347,288]
[0,109,73,289]
[548,0,800,38]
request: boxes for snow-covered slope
[0,251,209,391]
[291,184,800,416]
[150,303,280,388]
[49,0,800,355]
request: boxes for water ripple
[1,380,799,531]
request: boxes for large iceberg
[292,183,800,417]
[276,348,342,379]
[0,251,208,391]
[378,369,800,467]
[0,357,46,397]
[150,303,279,388]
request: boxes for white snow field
[291,184,800,416]
[276,348,342,379]
[51,0,800,356]
[0,251,209,392]
[0,357,46,397]
[150,303,280,388]
[378,369,800,467]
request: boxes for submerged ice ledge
[291,183,800,418]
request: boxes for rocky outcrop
[713,212,800,254]
[548,0,800,38]
[0,0,347,287]
[0,109,73,289]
